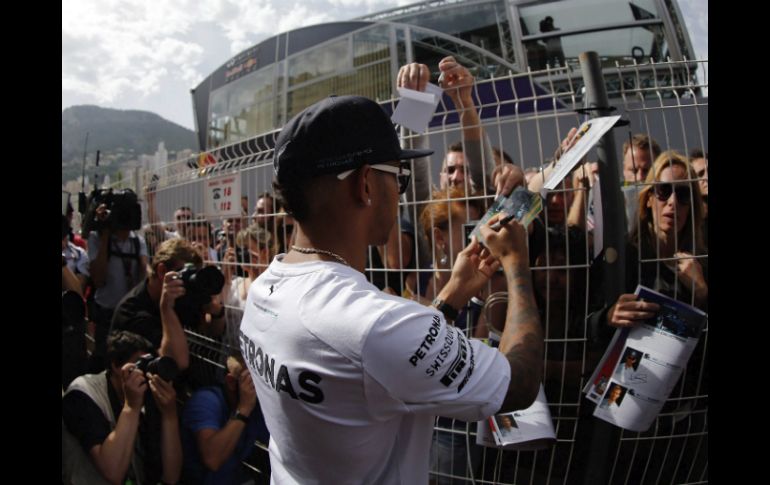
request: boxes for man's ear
[352,165,372,207]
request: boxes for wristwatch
[431,298,458,321]
[231,410,250,423]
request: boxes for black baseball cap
[274,95,433,184]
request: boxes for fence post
[578,51,627,485]
[579,51,626,298]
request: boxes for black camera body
[173,263,225,324]
[134,353,179,382]
[87,188,142,232]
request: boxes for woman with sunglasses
[604,150,708,330]
[583,150,708,483]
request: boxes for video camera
[134,353,180,382]
[173,263,225,323]
[83,188,142,233]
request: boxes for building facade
[191,0,700,152]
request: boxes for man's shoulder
[185,386,226,412]
[112,281,159,326]
[115,281,151,311]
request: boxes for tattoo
[502,332,543,411]
[499,263,544,412]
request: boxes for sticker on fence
[204,174,242,217]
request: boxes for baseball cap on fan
[273,95,433,184]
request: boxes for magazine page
[543,116,621,190]
[470,187,542,246]
[585,285,707,432]
[583,328,630,403]
[476,386,556,450]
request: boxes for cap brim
[397,148,434,161]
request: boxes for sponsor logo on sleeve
[409,315,441,367]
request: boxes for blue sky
[62,0,707,130]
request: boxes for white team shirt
[239,255,511,484]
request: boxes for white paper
[476,386,556,450]
[583,285,707,432]
[543,116,621,190]
[391,83,443,134]
[590,176,603,259]
[621,184,641,237]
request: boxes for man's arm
[195,371,257,471]
[148,374,182,484]
[87,204,112,288]
[478,218,544,412]
[88,231,111,289]
[88,365,146,484]
[396,62,433,224]
[159,271,190,370]
[62,265,84,297]
[567,163,596,230]
[439,56,495,191]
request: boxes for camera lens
[148,356,180,382]
[189,266,225,296]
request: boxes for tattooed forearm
[498,261,544,412]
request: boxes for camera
[173,263,225,323]
[83,188,142,233]
[134,353,179,382]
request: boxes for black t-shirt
[111,279,162,348]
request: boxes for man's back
[239,256,510,484]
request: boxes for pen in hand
[490,213,516,230]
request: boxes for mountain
[61,105,198,163]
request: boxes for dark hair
[273,179,312,222]
[257,192,274,202]
[106,331,152,368]
[622,134,662,160]
[448,141,464,153]
[689,148,707,160]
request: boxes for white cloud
[63,0,709,127]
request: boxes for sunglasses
[653,183,691,204]
[337,163,412,195]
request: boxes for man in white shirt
[239,95,543,484]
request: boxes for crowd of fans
[62,55,708,485]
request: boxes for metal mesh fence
[102,57,707,484]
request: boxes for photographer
[111,238,226,375]
[62,331,182,485]
[85,189,148,372]
[181,352,270,484]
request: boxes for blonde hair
[148,238,202,277]
[635,150,706,254]
[235,224,277,258]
